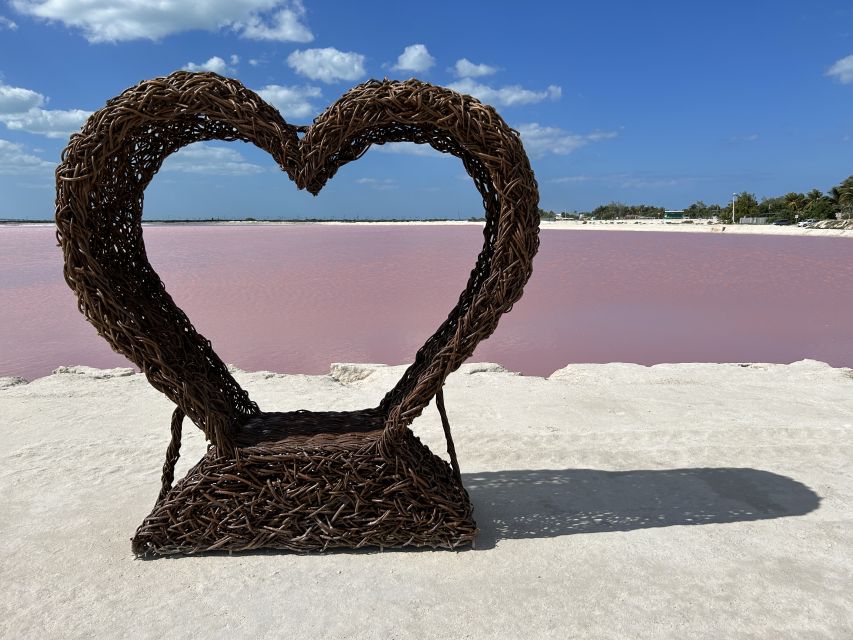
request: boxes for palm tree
[828,187,842,218]
[805,188,823,206]
[839,177,853,219]
[803,188,827,218]
[829,176,853,219]
[784,192,806,215]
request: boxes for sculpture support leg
[158,407,184,504]
[436,389,462,484]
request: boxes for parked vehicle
[797,219,817,227]
[773,219,792,226]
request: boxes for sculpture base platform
[132,412,477,556]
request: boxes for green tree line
[540,175,853,223]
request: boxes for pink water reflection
[1,224,852,380]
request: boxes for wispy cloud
[0,15,17,30]
[448,79,561,106]
[374,125,613,159]
[826,54,853,84]
[10,0,313,43]
[550,175,593,184]
[373,142,446,157]
[1,107,91,137]
[551,172,696,189]
[617,176,683,189]
[255,84,321,119]
[0,81,90,137]
[391,44,435,73]
[162,143,267,175]
[0,83,43,113]
[726,133,759,143]
[287,47,366,83]
[355,177,396,190]
[517,123,617,156]
[453,58,497,78]
[0,138,54,174]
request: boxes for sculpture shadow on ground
[465,467,821,550]
[148,466,819,558]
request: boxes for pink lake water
[2,224,852,380]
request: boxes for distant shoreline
[2,218,851,237]
[542,218,853,237]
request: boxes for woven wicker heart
[55,71,539,555]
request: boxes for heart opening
[56,71,539,452]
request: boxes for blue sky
[0,0,851,219]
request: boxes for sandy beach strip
[2,360,851,639]
[542,219,853,237]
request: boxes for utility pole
[732,193,737,224]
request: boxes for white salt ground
[1,360,851,639]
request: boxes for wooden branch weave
[55,71,539,556]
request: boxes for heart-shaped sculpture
[55,71,539,555]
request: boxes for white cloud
[249,58,261,66]
[617,175,681,189]
[453,58,497,78]
[391,44,435,73]
[0,82,91,137]
[255,84,321,119]
[516,123,617,156]
[287,47,366,83]
[826,54,853,84]
[162,143,267,175]
[585,130,620,142]
[238,3,312,42]
[2,108,91,138]
[0,15,17,29]
[230,54,239,65]
[373,142,445,158]
[551,175,592,184]
[448,79,562,106]
[551,172,690,189]
[727,133,759,143]
[10,0,313,43]
[355,177,396,190]
[183,56,235,74]
[0,139,54,174]
[0,83,44,113]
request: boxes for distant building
[740,216,769,225]
[663,210,685,219]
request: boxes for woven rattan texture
[134,426,476,555]
[55,71,539,555]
